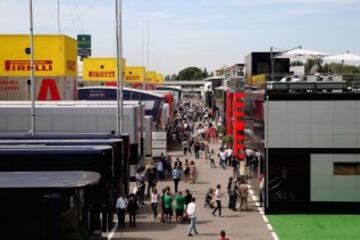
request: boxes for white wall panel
[311,154,360,202]
[310,122,333,134]
[333,134,358,148]
[268,100,360,148]
[287,134,310,148]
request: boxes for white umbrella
[322,52,360,73]
[322,52,360,62]
[275,48,328,60]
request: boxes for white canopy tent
[323,52,360,63]
[275,48,328,60]
[322,52,360,73]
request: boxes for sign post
[77,34,91,59]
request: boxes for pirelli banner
[0,34,77,100]
[82,58,127,82]
[0,77,77,101]
[125,66,146,83]
[146,71,157,84]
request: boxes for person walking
[146,167,156,198]
[209,149,216,168]
[204,188,214,208]
[259,174,265,207]
[186,197,199,236]
[135,168,146,205]
[212,184,222,217]
[227,177,233,209]
[184,159,190,183]
[175,191,186,223]
[200,141,205,159]
[160,188,167,222]
[173,165,182,193]
[164,189,174,223]
[229,178,238,211]
[219,148,226,170]
[219,230,230,240]
[194,140,200,159]
[151,187,160,219]
[157,158,165,180]
[232,157,239,179]
[116,193,127,228]
[126,194,139,228]
[183,140,188,155]
[189,161,196,184]
[226,147,233,167]
[184,189,192,222]
[205,142,210,160]
[239,180,249,211]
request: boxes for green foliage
[304,59,316,73]
[203,68,209,78]
[291,60,304,66]
[304,59,360,74]
[193,71,204,80]
[177,67,206,80]
[223,134,233,147]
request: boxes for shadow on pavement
[192,181,210,185]
[197,220,212,224]
[119,221,177,232]
[112,238,153,240]
[198,233,218,236]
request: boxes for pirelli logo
[88,71,115,78]
[126,76,141,81]
[66,60,76,72]
[4,60,53,72]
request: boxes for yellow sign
[125,66,146,83]
[146,71,157,84]
[156,73,164,84]
[82,58,126,81]
[0,34,77,77]
[251,74,266,88]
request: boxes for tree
[177,67,203,80]
[203,68,209,78]
[291,60,304,66]
[193,71,204,80]
[304,59,316,73]
[170,74,177,81]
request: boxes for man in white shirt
[212,184,222,217]
[226,148,233,167]
[186,197,199,236]
[157,159,164,180]
[219,149,226,169]
[116,193,128,228]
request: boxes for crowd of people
[114,99,262,239]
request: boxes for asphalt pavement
[109,142,274,240]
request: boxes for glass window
[334,162,360,175]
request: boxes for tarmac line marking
[249,185,280,240]
[107,222,118,239]
[271,231,280,240]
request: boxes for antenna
[115,0,124,135]
[57,0,61,35]
[29,0,36,136]
[147,20,150,72]
[142,20,146,89]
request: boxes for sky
[0,0,360,75]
